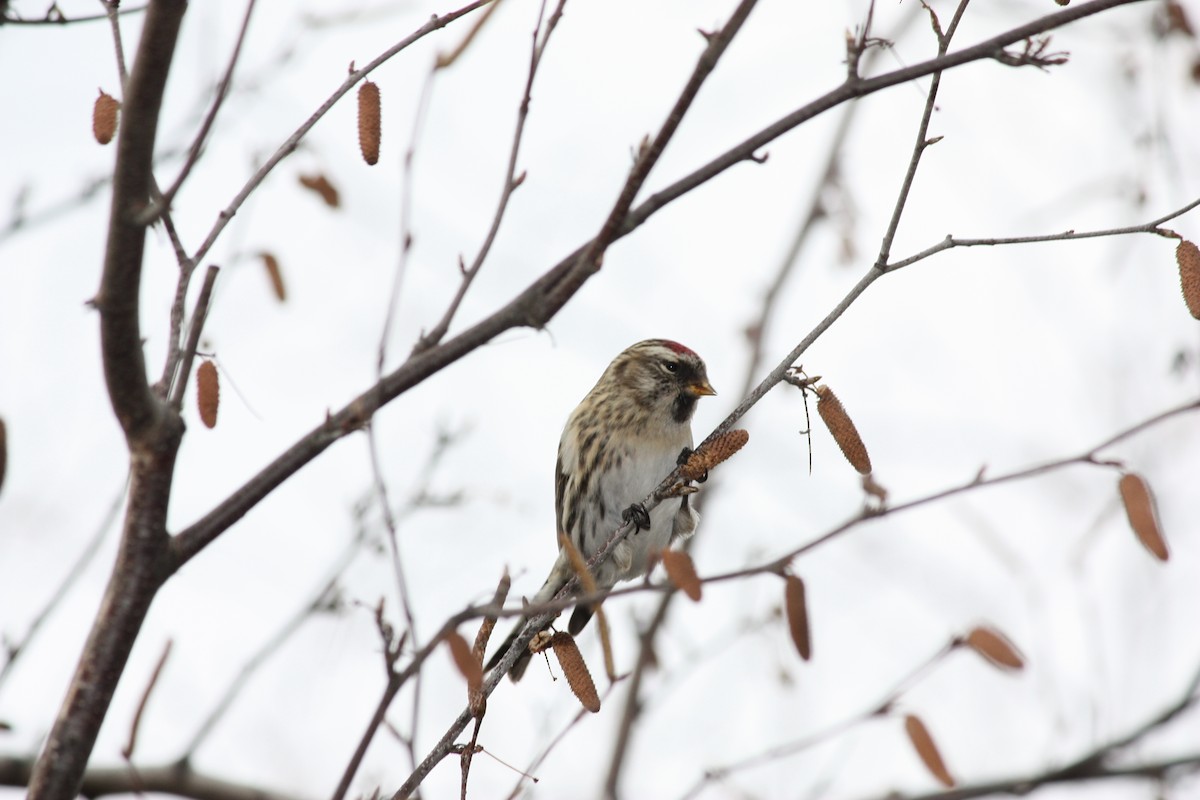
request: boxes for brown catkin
[447,631,483,698]
[357,81,381,166]
[1165,0,1196,37]
[1119,473,1169,561]
[680,429,750,481]
[904,714,955,788]
[784,574,811,661]
[661,550,702,602]
[92,90,119,145]
[196,361,219,429]
[1176,240,1200,320]
[816,385,872,474]
[298,173,340,208]
[965,626,1025,671]
[0,417,7,496]
[258,252,286,302]
[550,632,600,713]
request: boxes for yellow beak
[687,380,717,397]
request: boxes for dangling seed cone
[904,714,955,788]
[1176,240,1200,320]
[447,630,483,698]
[196,360,220,429]
[965,626,1024,671]
[550,632,600,713]
[93,90,119,145]
[0,417,7,495]
[357,80,381,165]
[681,429,750,481]
[816,385,872,474]
[1118,473,1169,561]
[661,550,702,601]
[298,173,341,208]
[258,252,286,302]
[784,574,811,661]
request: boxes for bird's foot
[622,502,651,532]
[676,446,708,482]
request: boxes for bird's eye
[663,361,678,373]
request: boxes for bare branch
[121,639,173,761]
[625,0,1150,244]
[887,195,1200,272]
[533,0,760,323]
[189,0,494,268]
[873,0,969,271]
[169,0,1164,576]
[412,0,567,355]
[0,3,146,25]
[0,477,128,693]
[167,265,220,410]
[146,0,260,222]
[678,642,959,800]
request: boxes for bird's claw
[622,502,651,531]
[676,446,708,482]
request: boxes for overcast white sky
[2,0,1200,798]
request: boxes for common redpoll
[488,339,716,680]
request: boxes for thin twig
[412,0,567,355]
[1,3,146,25]
[858,661,1200,800]
[101,0,200,403]
[327,431,468,800]
[504,682,625,800]
[168,265,221,410]
[146,0,259,222]
[0,476,128,693]
[121,639,173,760]
[601,587,673,798]
[872,0,969,272]
[625,396,1200,595]
[0,145,187,246]
[101,0,129,87]
[189,0,493,269]
[623,0,1150,247]
[677,642,958,800]
[179,530,365,760]
[535,0,760,322]
[365,427,422,774]
[417,394,1200,637]
[886,195,1200,272]
[376,70,434,378]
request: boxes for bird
[487,339,716,680]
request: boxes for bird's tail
[485,557,570,681]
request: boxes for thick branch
[28,2,189,799]
[94,0,186,442]
[868,754,1200,800]
[0,756,302,800]
[625,0,1148,240]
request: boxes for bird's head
[605,339,716,424]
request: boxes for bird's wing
[554,450,569,542]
